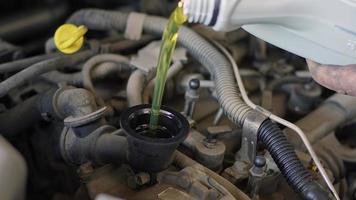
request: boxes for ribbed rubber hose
[67,9,251,127]
[258,120,330,200]
[68,9,330,199]
[146,20,253,127]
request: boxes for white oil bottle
[183,0,356,65]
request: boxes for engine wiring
[213,40,340,200]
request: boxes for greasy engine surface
[0,1,355,200]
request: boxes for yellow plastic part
[54,24,88,54]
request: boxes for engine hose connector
[258,119,332,200]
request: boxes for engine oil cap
[54,24,87,54]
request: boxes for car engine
[0,1,355,200]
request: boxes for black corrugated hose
[258,119,332,200]
[67,9,332,199]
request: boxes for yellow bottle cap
[54,24,88,54]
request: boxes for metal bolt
[250,156,266,176]
[189,79,200,90]
[206,125,232,145]
[254,156,266,168]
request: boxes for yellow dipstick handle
[54,24,88,54]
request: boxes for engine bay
[1,1,356,200]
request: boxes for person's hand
[306,59,356,96]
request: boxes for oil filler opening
[120,104,189,173]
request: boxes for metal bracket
[239,110,268,163]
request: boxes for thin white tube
[213,41,340,200]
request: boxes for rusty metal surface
[83,164,237,200]
[83,165,184,200]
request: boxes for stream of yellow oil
[149,2,187,131]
